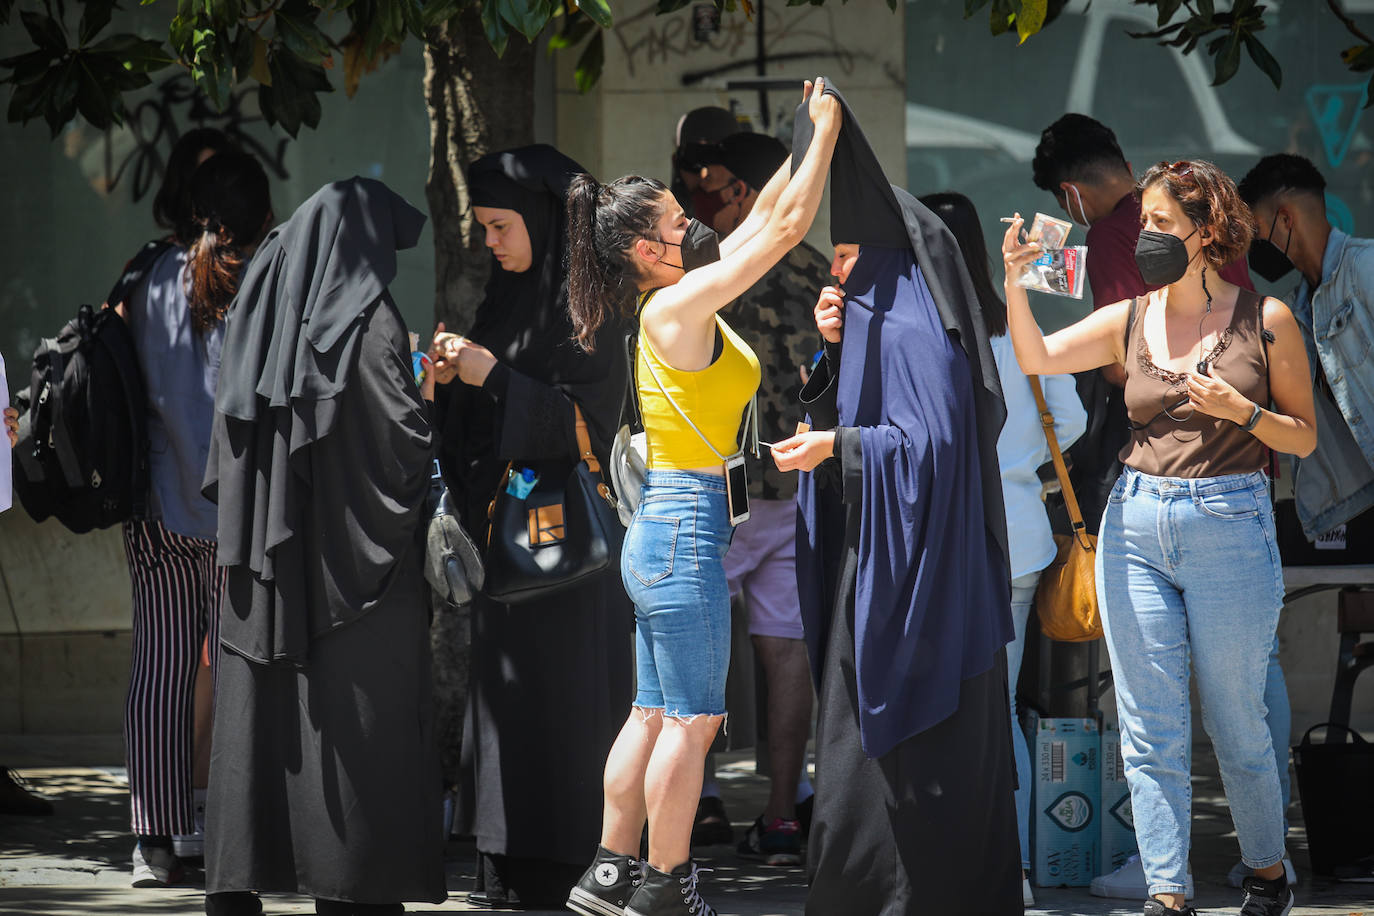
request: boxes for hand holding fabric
[815,285,844,343]
[427,322,462,385]
[3,406,16,448]
[805,77,841,134]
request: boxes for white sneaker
[1022,876,1035,907]
[173,792,207,859]
[1090,854,1195,899]
[1227,857,1297,888]
[131,842,184,887]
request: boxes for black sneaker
[736,816,802,866]
[567,845,645,916]
[1239,875,1295,916]
[690,796,732,847]
[625,861,716,916]
[1143,898,1198,916]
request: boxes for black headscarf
[436,146,627,537]
[205,177,431,665]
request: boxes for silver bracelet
[1242,402,1263,432]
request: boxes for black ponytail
[566,173,671,352]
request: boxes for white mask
[1065,184,1090,228]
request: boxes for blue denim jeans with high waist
[622,470,734,719]
[1097,467,1287,897]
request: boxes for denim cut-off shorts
[622,470,734,719]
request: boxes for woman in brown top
[1001,160,1315,916]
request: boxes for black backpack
[11,241,172,533]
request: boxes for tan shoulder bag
[1028,375,1103,642]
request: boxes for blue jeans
[1007,571,1040,872]
[622,470,734,718]
[1097,467,1287,897]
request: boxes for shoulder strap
[105,240,174,310]
[1124,296,1140,358]
[634,290,750,461]
[1029,375,1092,550]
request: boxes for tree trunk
[425,11,538,331]
[423,14,537,791]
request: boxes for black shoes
[1239,875,1295,916]
[567,845,645,916]
[689,796,732,847]
[1143,897,1198,916]
[625,861,716,916]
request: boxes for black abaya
[436,146,633,905]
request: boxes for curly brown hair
[1136,159,1254,273]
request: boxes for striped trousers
[122,518,225,836]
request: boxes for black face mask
[1135,227,1198,286]
[662,218,721,272]
[1248,213,1295,283]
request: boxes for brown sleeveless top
[1120,288,1269,478]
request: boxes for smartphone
[724,453,750,526]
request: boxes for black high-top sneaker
[1143,897,1198,916]
[625,861,716,916]
[567,845,645,916]
[1239,874,1295,916]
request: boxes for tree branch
[1326,0,1374,47]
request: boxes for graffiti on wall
[610,3,857,81]
[97,73,290,203]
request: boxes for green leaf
[0,48,61,83]
[87,34,177,71]
[420,0,464,27]
[480,0,509,57]
[497,0,551,42]
[74,58,119,129]
[21,11,67,52]
[1242,33,1281,89]
[1343,44,1374,73]
[547,13,594,53]
[79,0,115,45]
[1363,71,1373,109]
[276,12,332,64]
[963,0,989,16]
[169,14,195,57]
[1155,0,1182,26]
[1196,0,1214,20]
[1212,32,1240,85]
[576,0,612,30]
[573,29,601,93]
[6,76,51,124]
[1016,0,1046,44]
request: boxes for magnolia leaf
[1243,33,1281,89]
[1212,32,1241,85]
[480,0,509,57]
[574,0,612,30]
[1016,0,1046,44]
[21,11,67,53]
[573,29,602,93]
[252,34,272,83]
[547,13,594,53]
[79,0,115,45]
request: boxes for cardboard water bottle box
[1100,724,1138,874]
[1032,716,1100,887]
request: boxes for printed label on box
[1033,717,1100,887]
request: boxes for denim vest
[1289,229,1374,538]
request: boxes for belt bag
[481,405,622,604]
[1029,375,1103,642]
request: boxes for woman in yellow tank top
[560,80,840,916]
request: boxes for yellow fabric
[638,313,761,470]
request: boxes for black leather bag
[481,406,623,604]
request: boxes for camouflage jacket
[725,241,831,500]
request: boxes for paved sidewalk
[1,735,1371,915]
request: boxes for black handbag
[480,405,623,604]
[423,460,485,607]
